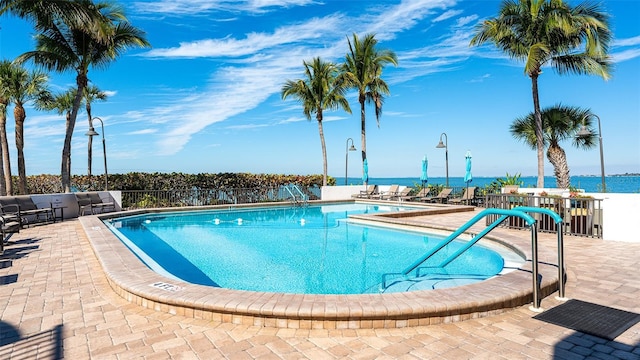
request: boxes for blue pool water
[106,204,506,294]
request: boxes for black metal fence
[483,193,603,238]
[120,186,321,210]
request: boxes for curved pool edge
[79,207,560,329]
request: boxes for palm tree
[13,0,150,192]
[2,63,50,194]
[470,0,611,188]
[340,33,397,186]
[282,57,352,186]
[0,60,16,196]
[84,84,107,176]
[510,104,597,188]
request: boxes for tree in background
[282,57,352,186]
[470,0,611,188]
[1,63,50,194]
[10,0,150,192]
[511,104,597,189]
[340,33,397,186]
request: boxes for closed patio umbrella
[420,156,428,188]
[362,158,369,185]
[464,151,473,196]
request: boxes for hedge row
[23,172,335,194]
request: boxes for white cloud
[131,0,473,156]
[433,9,463,22]
[131,0,318,15]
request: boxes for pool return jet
[381,207,566,312]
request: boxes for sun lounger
[450,187,477,205]
[407,188,429,201]
[389,187,413,201]
[0,213,21,253]
[420,188,452,203]
[353,185,379,199]
[374,185,400,200]
[0,195,54,227]
[76,192,116,215]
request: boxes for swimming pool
[81,201,561,329]
[106,203,507,294]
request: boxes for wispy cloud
[128,0,477,156]
[130,0,318,15]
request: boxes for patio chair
[374,184,400,200]
[0,196,54,227]
[450,187,477,205]
[389,187,413,201]
[406,188,429,201]
[420,188,452,203]
[0,212,21,253]
[353,185,379,199]
[76,192,116,215]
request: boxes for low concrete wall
[30,191,122,220]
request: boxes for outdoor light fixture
[85,117,108,191]
[577,114,606,192]
[345,138,356,185]
[436,132,449,187]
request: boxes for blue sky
[1,0,639,180]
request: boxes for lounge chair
[407,188,430,201]
[389,187,413,201]
[353,185,379,199]
[0,195,54,227]
[420,188,452,203]
[0,213,21,253]
[450,187,477,205]
[374,185,400,200]
[76,192,116,215]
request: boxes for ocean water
[337,176,640,194]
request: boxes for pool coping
[78,202,561,329]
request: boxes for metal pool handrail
[381,208,557,311]
[512,206,566,300]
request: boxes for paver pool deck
[1,208,639,359]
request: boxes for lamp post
[85,117,108,190]
[345,138,356,185]
[577,114,605,192]
[436,132,449,187]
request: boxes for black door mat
[533,299,640,340]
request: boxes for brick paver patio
[1,210,639,359]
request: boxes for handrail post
[556,222,567,300]
[529,222,543,312]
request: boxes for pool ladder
[380,207,566,311]
[283,184,308,207]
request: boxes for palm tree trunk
[547,144,570,189]
[531,74,545,188]
[14,105,27,194]
[359,94,367,186]
[317,113,327,187]
[0,101,13,195]
[61,76,86,192]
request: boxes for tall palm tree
[2,64,50,194]
[84,84,107,176]
[282,57,352,186]
[340,33,397,186]
[0,60,15,195]
[510,104,597,188]
[470,0,611,188]
[13,0,150,192]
